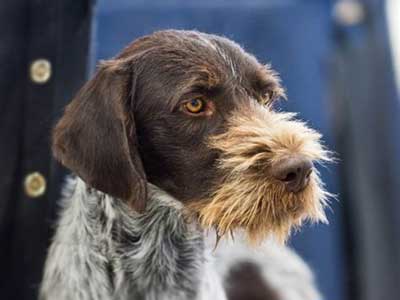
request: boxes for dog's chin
[189,172,329,245]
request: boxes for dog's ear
[52,61,147,212]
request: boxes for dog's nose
[271,157,313,193]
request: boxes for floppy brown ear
[52,62,147,212]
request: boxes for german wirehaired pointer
[40,30,330,300]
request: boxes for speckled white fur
[40,177,321,300]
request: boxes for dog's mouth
[187,108,332,244]
[188,170,329,244]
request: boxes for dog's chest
[40,179,209,300]
[110,190,206,299]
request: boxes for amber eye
[266,90,276,102]
[184,99,205,114]
[258,90,275,106]
[258,97,268,106]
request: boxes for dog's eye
[258,98,268,106]
[258,90,276,106]
[184,99,205,114]
[181,98,215,117]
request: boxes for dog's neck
[40,177,219,300]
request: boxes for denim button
[333,1,365,26]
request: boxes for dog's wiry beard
[189,106,332,244]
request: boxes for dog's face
[53,30,330,242]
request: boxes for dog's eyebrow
[168,79,224,112]
[252,66,286,101]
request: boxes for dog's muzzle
[190,106,331,244]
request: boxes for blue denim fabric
[332,1,400,299]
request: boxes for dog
[40,30,330,300]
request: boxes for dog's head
[53,30,330,242]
